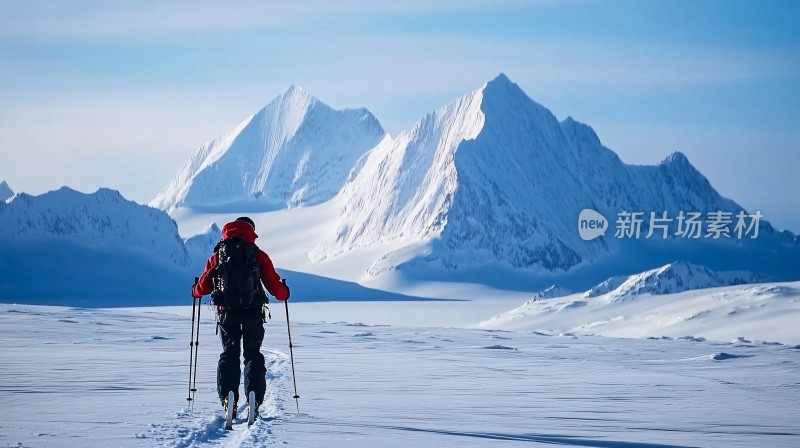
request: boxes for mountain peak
[284,83,306,94]
[560,116,602,147]
[482,73,526,99]
[659,151,691,167]
[657,151,705,181]
[151,85,385,212]
[480,73,553,123]
[488,72,512,85]
[0,180,13,201]
[281,84,313,101]
[268,84,316,116]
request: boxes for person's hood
[221,220,258,243]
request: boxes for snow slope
[0,180,13,201]
[309,83,484,262]
[2,303,799,448]
[309,74,799,284]
[481,272,800,344]
[151,86,385,213]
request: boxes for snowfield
[481,281,800,345]
[2,301,799,448]
[152,75,800,287]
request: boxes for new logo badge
[578,209,608,241]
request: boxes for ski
[247,391,257,426]
[224,390,235,430]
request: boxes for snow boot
[222,396,237,417]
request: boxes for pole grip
[192,277,200,301]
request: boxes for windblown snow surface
[1,301,799,448]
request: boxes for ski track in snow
[149,350,292,448]
[2,304,800,448]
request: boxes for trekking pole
[187,277,199,408]
[283,297,301,413]
[191,278,202,404]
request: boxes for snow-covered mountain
[529,285,572,302]
[151,86,385,213]
[0,180,13,202]
[0,187,192,304]
[310,74,797,282]
[480,262,797,343]
[523,262,763,306]
[588,261,768,301]
[0,187,188,266]
[184,222,221,268]
[0,186,439,305]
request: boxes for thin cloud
[0,0,541,39]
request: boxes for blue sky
[1,0,798,230]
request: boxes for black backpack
[211,237,264,310]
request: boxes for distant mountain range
[0,185,432,304]
[311,74,784,276]
[154,74,798,287]
[0,186,188,266]
[1,74,798,303]
[0,186,190,304]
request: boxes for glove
[192,277,201,299]
[280,278,290,301]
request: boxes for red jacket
[192,220,289,301]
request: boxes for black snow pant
[217,308,266,407]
